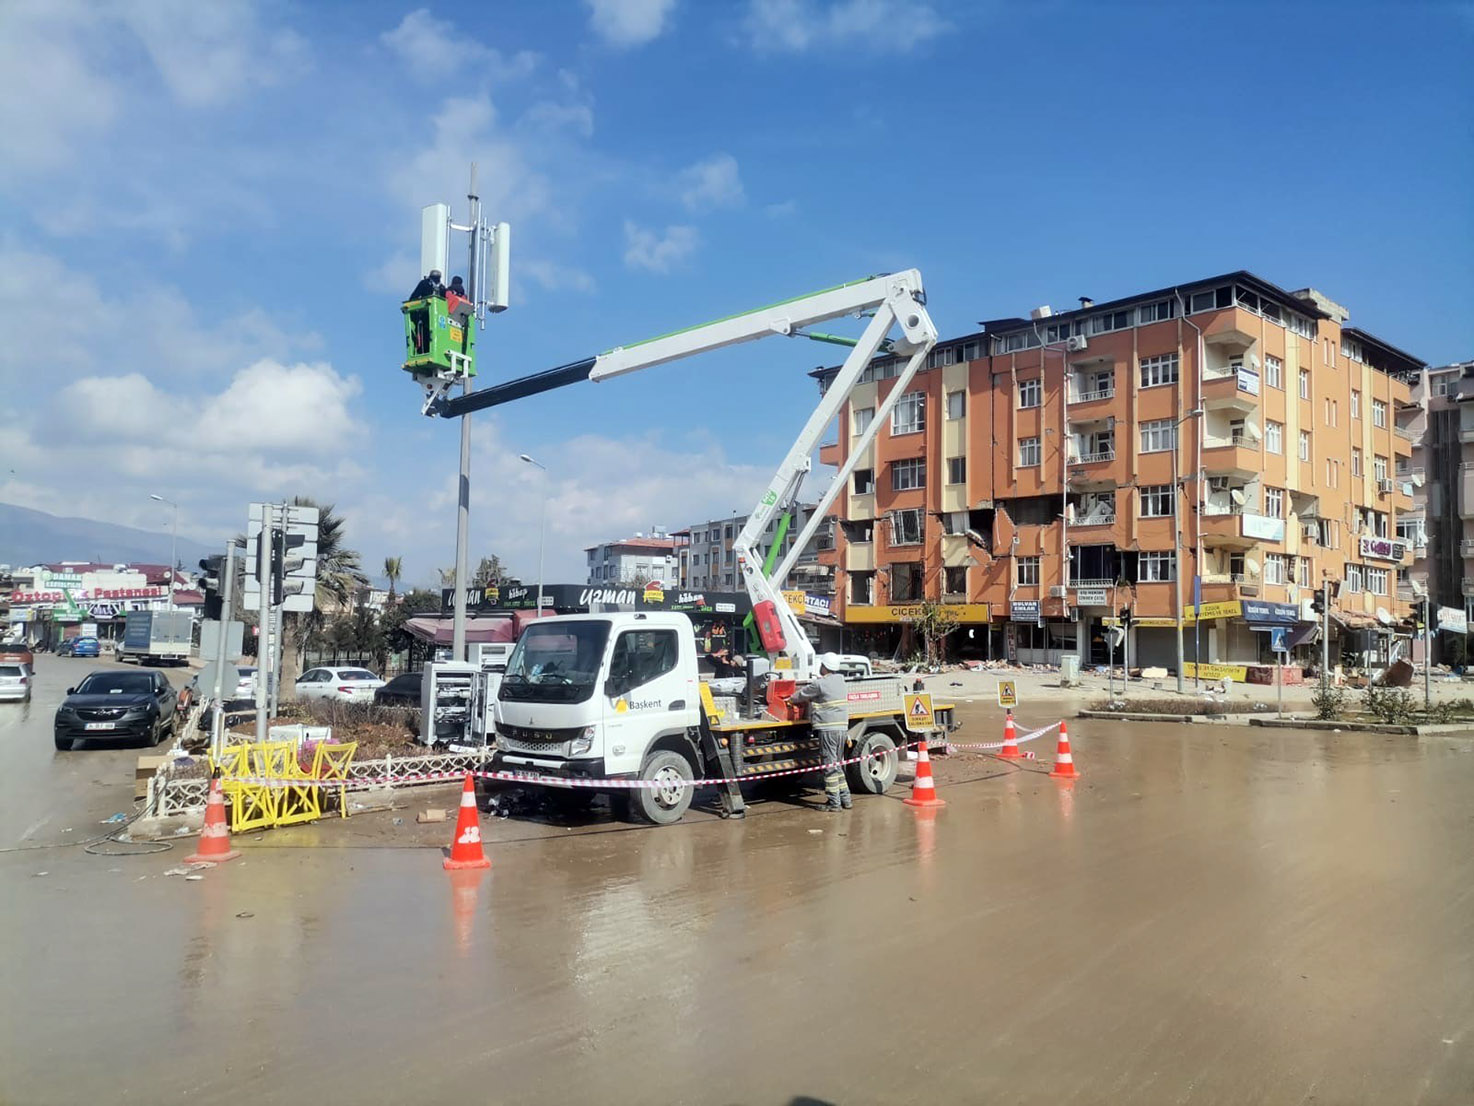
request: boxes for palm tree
[384,556,403,603]
[280,497,369,689]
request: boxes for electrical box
[419,661,479,746]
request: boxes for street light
[149,494,178,609]
[1171,408,1204,695]
[518,454,548,617]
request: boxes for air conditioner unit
[1049,586,1069,598]
[1377,478,1395,494]
[1065,335,1088,352]
[1208,476,1232,492]
[1302,521,1319,540]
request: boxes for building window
[1373,454,1388,483]
[946,390,966,419]
[1015,556,1040,586]
[1088,309,1133,334]
[1265,355,1283,389]
[725,524,734,540]
[1372,399,1387,428]
[852,406,874,435]
[1352,448,1362,476]
[1367,567,1389,597]
[1139,484,1173,518]
[1138,299,1178,325]
[1368,509,1389,538]
[1326,458,1339,487]
[1297,557,1312,587]
[1433,373,1458,397]
[1019,436,1041,466]
[850,572,873,605]
[927,346,957,370]
[891,458,926,491]
[1139,551,1176,582]
[890,508,923,546]
[853,468,874,495]
[1264,486,1284,518]
[1266,421,1283,454]
[1351,390,1361,419]
[890,562,924,601]
[1264,554,1287,585]
[1139,353,1179,388]
[1345,563,1364,593]
[944,566,967,595]
[1018,378,1041,409]
[946,457,966,485]
[1298,429,1311,462]
[1325,397,1337,426]
[1299,369,1311,399]
[1140,418,1176,453]
[892,392,926,435]
[845,520,874,544]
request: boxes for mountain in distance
[0,502,217,571]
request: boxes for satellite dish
[1411,472,1425,487]
[1229,488,1247,506]
[1243,421,1262,442]
[1246,558,1262,577]
[1376,607,1393,625]
[1248,353,1261,370]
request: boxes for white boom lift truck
[425,271,959,823]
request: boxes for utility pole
[1172,408,1204,695]
[451,165,479,663]
[254,505,274,745]
[1321,580,1331,694]
[1425,595,1432,713]
[210,539,237,760]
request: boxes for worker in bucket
[790,653,851,812]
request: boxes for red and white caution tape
[941,720,1061,752]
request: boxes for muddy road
[3,707,1471,1104]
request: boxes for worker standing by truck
[790,653,852,812]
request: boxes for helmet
[817,652,842,671]
[429,269,442,280]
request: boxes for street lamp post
[519,454,548,617]
[1171,409,1204,695]
[149,494,178,609]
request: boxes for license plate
[85,722,116,731]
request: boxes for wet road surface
[3,708,1471,1104]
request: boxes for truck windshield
[498,621,610,703]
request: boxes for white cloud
[764,199,799,218]
[623,221,699,273]
[116,0,310,107]
[522,259,597,294]
[678,153,745,211]
[521,101,597,139]
[381,9,539,83]
[196,360,364,452]
[743,0,947,53]
[585,0,678,47]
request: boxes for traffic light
[199,555,224,621]
[1120,606,1133,628]
[1310,588,1325,615]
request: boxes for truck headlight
[570,726,596,756]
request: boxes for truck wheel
[625,750,694,825]
[846,731,898,795]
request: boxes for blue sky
[1,0,1469,587]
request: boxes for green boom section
[402,296,477,378]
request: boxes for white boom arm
[433,270,938,681]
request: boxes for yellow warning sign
[996,680,1018,708]
[903,692,935,732]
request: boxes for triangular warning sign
[910,698,930,717]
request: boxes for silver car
[294,666,385,703]
[0,662,30,703]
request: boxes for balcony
[1394,425,1418,443]
[1462,539,1474,557]
[1202,439,1261,478]
[1073,447,1115,465]
[1070,510,1116,529]
[1201,368,1260,411]
[1199,575,1261,600]
[819,441,841,466]
[1199,509,1285,548]
[1463,577,1474,597]
[1070,383,1114,404]
[845,543,875,572]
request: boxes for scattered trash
[392,817,404,826]
[416,808,448,824]
[163,867,191,877]
[949,681,963,687]
[101,813,128,824]
[184,874,204,881]
[32,871,47,878]
[808,828,823,835]
[174,827,192,836]
[236,911,254,919]
[188,861,217,870]
[62,828,73,834]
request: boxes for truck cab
[493,613,702,782]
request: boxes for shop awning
[403,615,517,645]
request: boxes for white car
[295,666,384,703]
[0,662,31,703]
[233,667,258,701]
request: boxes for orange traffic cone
[997,709,1021,758]
[903,736,947,808]
[443,773,492,870]
[1049,721,1079,779]
[186,776,240,864]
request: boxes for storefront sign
[1074,587,1108,606]
[783,590,806,615]
[442,583,751,617]
[844,603,990,624]
[1010,600,1040,622]
[8,586,166,605]
[1242,600,1300,625]
[1183,661,1249,682]
[1241,514,1285,542]
[1187,600,1243,622]
[1437,606,1468,635]
[1103,616,1179,628]
[803,593,832,618]
[1359,536,1407,561]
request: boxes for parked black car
[54,670,178,750]
[373,671,423,707]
